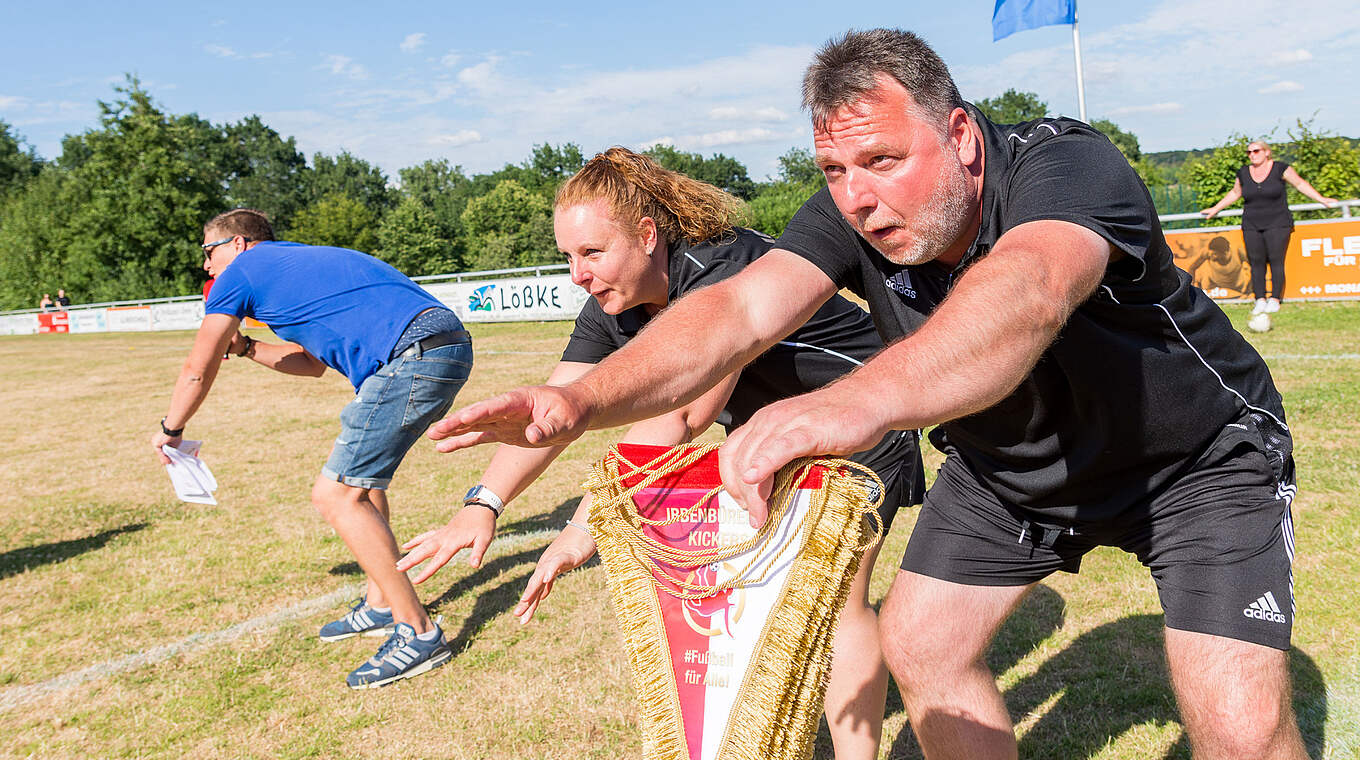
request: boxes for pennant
[585,443,882,760]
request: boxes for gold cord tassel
[586,442,883,760]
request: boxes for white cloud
[205,44,237,58]
[400,33,426,53]
[1108,102,1183,116]
[439,51,461,68]
[321,54,368,80]
[430,130,482,147]
[1258,80,1304,94]
[1270,48,1313,64]
[645,127,795,150]
[457,59,502,93]
[0,95,29,110]
[709,106,788,122]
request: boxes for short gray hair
[802,29,964,133]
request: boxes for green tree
[0,168,80,309]
[375,197,460,275]
[974,89,1048,124]
[644,145,756,200]
[1283,118,1360,219]
[0,121,42,200]
[289,192,379,252]
[222,116,309,234]
[460,179,555,271]
[748,180,820,238]
[57,77,229,301]
[307,151,395,216]
[776,147,824,186]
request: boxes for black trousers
[1242,226,1292,300]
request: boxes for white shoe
[1265,298,1281,313]
[1252,299,1268,315]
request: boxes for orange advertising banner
[1166,218,1360,302]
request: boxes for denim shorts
[321,341,472,489]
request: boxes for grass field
[1,302,1357,759]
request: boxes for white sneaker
[1265,298,1281,313]
[1252,299,1268,315]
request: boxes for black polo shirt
[776,106,1287,521]
[563,227,921,501]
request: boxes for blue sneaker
[346,622,452,689]
[319,598,395,641]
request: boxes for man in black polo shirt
[433,29,1303,759]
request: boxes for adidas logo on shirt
[1242,591,1287,624]
[885,271,917,299]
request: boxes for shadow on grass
[877,599,1328,760]
[0,522,147,580]
[425,498,597,661]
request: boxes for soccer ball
[1247,313,1272,333]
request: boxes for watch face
[464,485,482,502]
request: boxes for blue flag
[992,0,1076,41]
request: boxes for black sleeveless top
[1238,161,1293,230]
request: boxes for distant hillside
[1145,137,1360,182]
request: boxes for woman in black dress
[1201,140,1337,313]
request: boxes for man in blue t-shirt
[150,208,473,689]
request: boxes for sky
[4,0,1358,182]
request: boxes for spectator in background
[1201,140,1338,314]
[38,293,55,312]
[55,289,71,309]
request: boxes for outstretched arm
[150,313,239,462]
[1282,166,1338,207]
[718,220,1115,524]
[511,371,741,623]
[427,250,838,452]
[1201,178,1243,218]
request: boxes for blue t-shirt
[205,241,450,389]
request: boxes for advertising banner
[67,309,108,334]
[421,274,588,323]
[1167,217,1360,302]
[0,314,37,336]
[151,301,205,332]
[37,312,69,333]
[105,305,153,332]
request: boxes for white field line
[0,528,559,713]
[1261,353,1360,360]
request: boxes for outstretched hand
[427,385,593,453]
[513,525,596,624]
[397,506,498,582]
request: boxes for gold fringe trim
[585,443,883,760]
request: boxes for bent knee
[311,479,363,517]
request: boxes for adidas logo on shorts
[1243,591,1288,624]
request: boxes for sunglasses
[201,236,250,258]
[1247,148,1264,155]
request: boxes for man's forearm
[570,285,777,431]
[163,364,220,430]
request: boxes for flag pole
[1072,7,1088,122]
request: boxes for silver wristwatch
[463,485,505,517]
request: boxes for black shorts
[849,429,926,532]
[900,411,1297,650]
